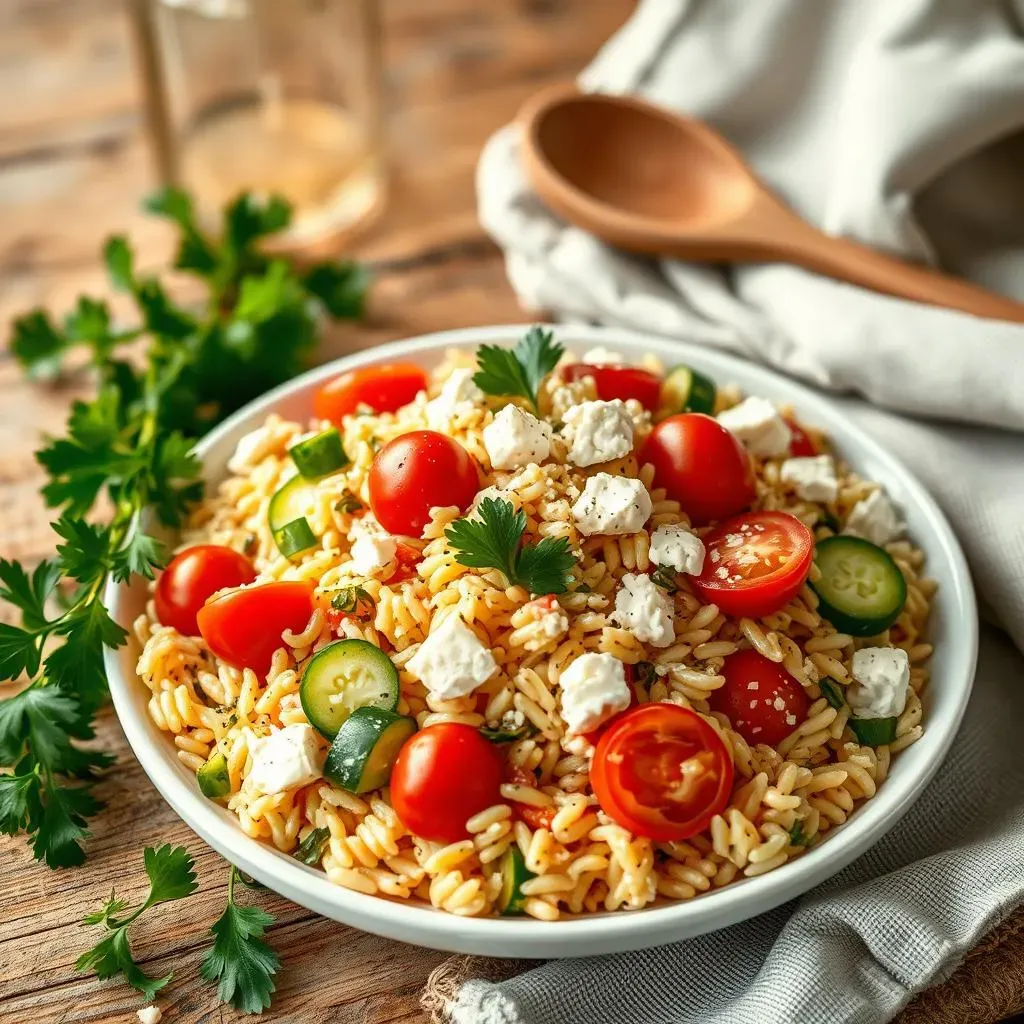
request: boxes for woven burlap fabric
[460,1,1024,1021]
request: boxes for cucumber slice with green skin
[274,517,317,558]
[290,428,348,479]
[197,751,230,798]
[658,364,717,419]
[848,715,898,746]
[323,707,416,793]
[269,475,316,533]
[300,638,400,740]
[497,846,535,915]
[810,535,907,637]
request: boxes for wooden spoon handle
[784,224,1024,323]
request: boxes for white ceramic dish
[104,324,977,958]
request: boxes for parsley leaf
[473,325,563,411]
[446,498,576,595]
[200,866,280,1013]
[788,819,809,847]
[77,844,198,999]
[293,827,330,866]
[11,311,69,379]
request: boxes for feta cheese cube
[572,473,652,536]
[426,367,484,429]
[580,346,626,366]
[780,455,839,503]
[717,396,792,457]
[482,405,552,470]
[844,489,904,547]
[649,524,705,575]
[848,647,910,719]
[349,530,397,577]
[611,573,675,647]
[561,399,635,467]
[247,724,324,795]
[559,652,631,734]
[137,1008,162,1024]
[406,613,497,699]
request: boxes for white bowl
[104,324,977,958]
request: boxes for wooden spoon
[518,84,1024,323]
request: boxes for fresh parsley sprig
[445,497,576,595]
[1,188,368,868]
[200,865,281,1013]
[76,845,199,1000]
[473,325,563,412]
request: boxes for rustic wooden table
[1,2,1021,1023]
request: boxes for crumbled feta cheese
[137,1008,162,1024]
[649,524,705,575]
[717,396,792,456]
[227,425,274,474]
[561,399,634,467]
[847,647,910,719]
[406,613,497,699]
[780,455,839,503]
[499,708,526,733]
[572,473,652,536]
[559,652,631,734]
[539,609,570,639]
[482,405,552,470]
[349,531,397,577]
[611,573,675,647]
[844,489,905,547]
[247,724,324,795]
[580,345,626,366]
[426,367,484,429]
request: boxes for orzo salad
[135,327,934,920]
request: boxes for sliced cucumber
[497,846,534,915]
[290,428,348,479]
[810,535,907,637]
[848,715,897,746]
[197,751,230,799]
[300,638,400,740]
[275,517,317,558]
[657,364,717,419]
[324,706,416,793]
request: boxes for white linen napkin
[453,1,1024,1021]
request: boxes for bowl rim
[104,323,978,958]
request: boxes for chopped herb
[473,325,564,412]
[633,660,657,688]
[819,677,846,710]
[651,563,679,593]
[479,722,537,744]
[330,585,374,616]
[293,827,330,866]
[788,820,809,847]
[445,497,576,595]
[333,492,364,515]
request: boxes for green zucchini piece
[810,535,907,637]
[290,428,348,479]
[274,517,317,558]
[497,846,534,915]
[848,715,898,746]
[324,706,416,793]
[657,364,717,419]
[300,638,400,740]
[197,751,230,799]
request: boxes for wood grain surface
[1,2,1021,1023]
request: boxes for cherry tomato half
[369,430,479,536]
[639,413,756,525]
[314,363,428,422]
[693,511,814,618]
[390,724,504,842]
[563,364,662,411]
[197,580,315,674]
[784,416,817,457]
[154,545,256,636]
[506,765,556,830]
[712,649,810,746]
[590,704,734,842]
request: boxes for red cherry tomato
[506,765,556,830]
[563,364,662,411]
[390,542,422,584]
[390,724,504,842]
[693,511,814,618]
[369,430,479,536]
[784,416,817,457]
[154,545,256,636]
[639,413,756,525]
[712,649,810,746]
[314,363,428,422]
[590,704,734,841]
[197,580,315,674]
